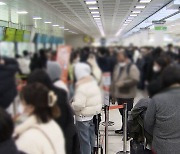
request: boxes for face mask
[153,65,161,72]
[119,62,126,67]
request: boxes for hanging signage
[56,45,72,83]
[154,26,167,31]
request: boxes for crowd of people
[0,43,179,154]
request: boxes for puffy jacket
[15,115,65,154]
[72,77,102,117]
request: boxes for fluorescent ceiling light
[115,29,123,37]
[132,10,141,14]
[17,11,28,14]
[123,23,128,26]
[59,26,64,29]
[64,29,69,30]
[85,1,97,5]
[94,17,101,20]
[0,2,6,5]
[44,21,52,24]
[89,6,98,10]
[93,15,100,17]
[91,11,99,14]
[52,25,59,27]
[128,17,134,20]
[139,0,152,3]
[126,19,132,22]
[135,5,146,9]
[130,14,138,17]
[33,17,42,20]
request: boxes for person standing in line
[144,64,180,154]
[0,107,20,154]
[15,83,65,154]
[111,48,140,136]
[72,62,102,154]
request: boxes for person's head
[80,47,90,62]
[70,51,80,64]
[98,47,108,57]
[20,83,60,123]
[27,69,53,89]
[0,107,14,142]
[74,63,91,81]
[161,64,180,89]
[117,48,128,63]
[46,61,61,82]
[167,44,173,51]
[153,56,171,73]
[23,50,29,57]
[15,54,21,59]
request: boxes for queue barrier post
[117,103,130,154]
[105,105,109,154]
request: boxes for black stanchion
[117,103,130,154]
[105,105,109,154]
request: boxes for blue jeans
[76,119,95,154]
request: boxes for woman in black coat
[0,58,19,109]
[27,69,80,154]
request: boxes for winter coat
[0,139,20,154]
[128,98,152,144]
[72,76,102,117]
[111,62,140,99]
[15,115,65,154]
[144,87,180,154]
[0,58,18,109]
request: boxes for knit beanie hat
[74,62,91,81]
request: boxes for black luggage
[130,140,151,154]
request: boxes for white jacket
[15,115,65,154]
[72,77,102,118]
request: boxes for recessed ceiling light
[89,6,98,10]
[0,2,6,5]
[139,0,152,3]
[52,24,59,27]
[126,19,133,22]
[132,10,141,14]
[128,17,134,20]
[33,17,42,20]
[44,21,52,24]
[64,29,69,30]
[91,11,99,14]
[123,23,128,26]
[85,1,97,5]
[59,26,64,29]
[93,15,100,17]
[135,5,146,9]
[94,17,101,20]
[17,11,28,14]
[130,14,138,17]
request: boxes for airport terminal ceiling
[0,0,174,38]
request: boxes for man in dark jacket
[27,69,80,154]
[0,58,18,109]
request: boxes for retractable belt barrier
[104,103,129,154]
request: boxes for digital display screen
[4,28,16,41]
[15,30,24,42]
[23,31,31,42]
[41,34,47,44]
[0,26,5,41]
[33,33,42,43]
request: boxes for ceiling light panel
[85,1,97,5]
[17,11,28,14]
[135,5,146,9]
[89,6,98,10]
[132,10,141,14]
[139,0,152,3]
[0,2,6,5]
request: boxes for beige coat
[15,115,65,154]
[111,63,140,99]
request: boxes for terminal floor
[99,90,147,154]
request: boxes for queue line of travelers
[0,43,179,154]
